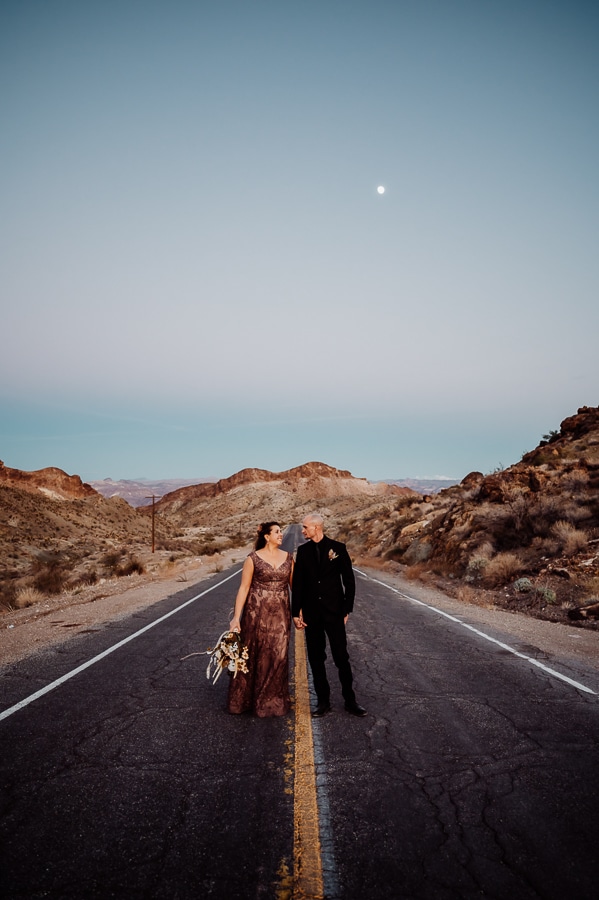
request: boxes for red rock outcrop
[0,461,97,500]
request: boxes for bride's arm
[229,556,254,632]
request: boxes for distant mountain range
[89,477,219,507]
[383,477,460,494]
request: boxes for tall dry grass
[550,521,588,556]
[482,552,525,586]
[15,587,45,609]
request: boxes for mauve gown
[227,550,292,717]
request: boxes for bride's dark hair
[255,521,280,550]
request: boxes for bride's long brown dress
[227,550,292,717]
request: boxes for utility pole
[145,495,160,553]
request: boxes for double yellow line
[292,627,325,899]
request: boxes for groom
[292,514,367,718]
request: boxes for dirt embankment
[0,546,249,668]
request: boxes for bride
[227,521,293,717]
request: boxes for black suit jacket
[292,536,355,622]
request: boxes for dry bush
[550,521,588,556]
[577,575,599,596]
[15,587,45,609]
[69,569,98,588]
[455,585,495,609]
[529,535,560,556]
[466,555,489,579]
[117,557,144,577]
[562,468,590,491]
[403,563,432,583]
[33,563,67,595]
[504,492,529,530]
[533,495,588,527]
[482,552,525,586]
[466,540,495,579]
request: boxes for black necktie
[314,542,321,565]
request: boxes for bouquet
[182,630,249,684]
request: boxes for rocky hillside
[0,475,161,610]
[0,460,97,500]
[150,461,412,539]
[342,406,599,626]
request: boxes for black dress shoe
[344,702,367,717]
[312,702,331,718]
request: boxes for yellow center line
[293,627,325,900]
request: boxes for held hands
[293,614,306,630]
[229,616,241,634]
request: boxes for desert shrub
[456,585,477,604]
[403,563,433,583]
[465,541,495,579]
[562,468,590,491]
[550,521,588,556]
[534,585,557,604]
[117,558,144,577]
[15,587,45,609]
[394,494,417,510]
[542,430,560,443]
[0,582,17,611]
[530,496,589,535]
[577,575,599,596]
[70,569,98,588]
[196,542,219,556]
[33,563,67,595]
[513,577,534,593]
[465,555,489,581]
[102,550,124,573]
[482,552,525,586]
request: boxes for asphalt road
[1,526,599,899]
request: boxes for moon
[377,185,385,194]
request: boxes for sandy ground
[0,547,250,668]
[2,552,598,678]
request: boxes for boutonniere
[328,549,339,561]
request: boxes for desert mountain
[150,461,413,536]
[343,406,599,624]
[0,460,97,500]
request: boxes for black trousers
[304,615,356,705]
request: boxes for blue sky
[2,0,598,482]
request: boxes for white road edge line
[0,569,242,722]
[355,569,596,697]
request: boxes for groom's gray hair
[304,513,324,527]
